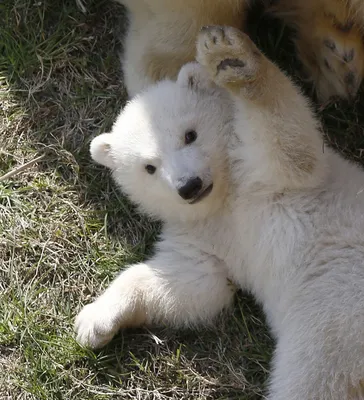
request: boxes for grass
[0,1,363,399]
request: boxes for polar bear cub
[76,26,364,400]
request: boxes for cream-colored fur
[118,0,247,97]
[76,26,364,399]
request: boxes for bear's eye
[185,130,197,145]
[145,164,156,175]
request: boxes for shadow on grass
[0,0,150,246]
[65,293,273,399]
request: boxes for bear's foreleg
[75,239,235,349]
[196,26,327,192]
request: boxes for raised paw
[75,301,122,349]
[196,25,263,90]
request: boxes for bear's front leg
[75,265,149,349]
[75,239,235,349]
[196,26,327,192]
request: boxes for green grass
[0,1,363,399]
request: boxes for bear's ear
[90,133,115,169]
[177,62,216,92]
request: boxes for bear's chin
[188,183,214,205]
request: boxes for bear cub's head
[90,63,233,222]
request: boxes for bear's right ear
[177,62,216,92]
[90,133,115,169]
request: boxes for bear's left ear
[177,62,216,92]
[90,133,115,169]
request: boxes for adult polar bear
[76,26,364,399]
[119,0,364,102]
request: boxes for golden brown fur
[269,0,364,101]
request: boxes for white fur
[76,32,364,399]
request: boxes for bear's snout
[178,177,203,200]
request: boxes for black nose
[178,177,203,200]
